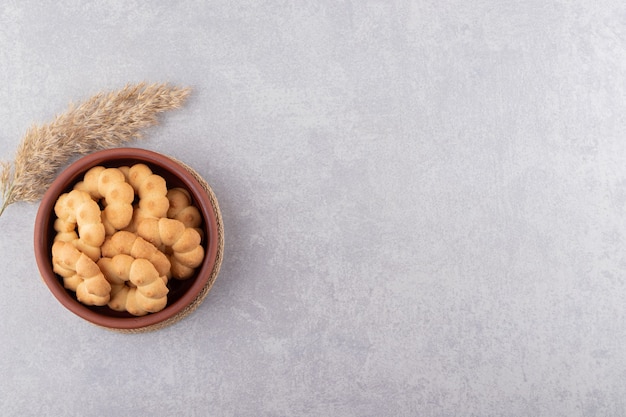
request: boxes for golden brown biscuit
[53,190,106,261]
[74,166,134,234]
[98,255,169,316]
[51,241,111,306]
[136,217,204,280]
[101,230,171,277]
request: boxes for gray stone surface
[1,1,626,416]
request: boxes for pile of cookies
[51,164,205,316]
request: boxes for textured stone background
[1,1,625,416]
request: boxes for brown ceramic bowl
[34,148,222,332]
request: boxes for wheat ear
[0,82,191,217]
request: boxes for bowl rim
[34,147,220,330]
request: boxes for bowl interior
[35,148,218,330]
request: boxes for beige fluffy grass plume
[0,82,190,216]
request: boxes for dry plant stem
[0,83,190,216]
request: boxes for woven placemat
[111,158,224,334]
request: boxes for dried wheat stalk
[0,82,191,216]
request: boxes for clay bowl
[34,148,222,332]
